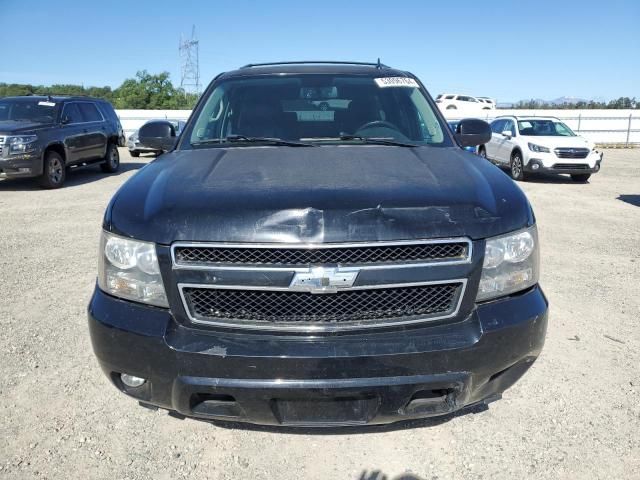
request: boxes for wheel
[38,151,66,189]
[571,173,591,183]
[509,151,526,181]
[130,150,140,158]
[101,143,120,173]
[478,146,487,159]
[446,105,457,110]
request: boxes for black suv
[0,95,124,188]
[88,61,548,427]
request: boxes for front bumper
[88,285,548,426]
[526,152,603,175]
[0,152,42,179]
[126,139,157,153]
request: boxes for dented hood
[107,145,533,244]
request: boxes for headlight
[528,143,549,153]
[8,135,38,155]
[476,226,539,302]
[98,231,168,307]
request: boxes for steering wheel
[356,120,402,133]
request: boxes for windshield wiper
[336,135,420,147]
[192,135,316,147]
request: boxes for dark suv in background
[0,95,124,188]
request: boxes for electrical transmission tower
[179,25,201,96]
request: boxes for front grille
[182,283,462,327]
[552,163,590,170]
[554,147,589,159]
[0,137,4,156]
[174,241,469,267]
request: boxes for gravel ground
[0,149,638,480]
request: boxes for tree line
[0,71,199,109]
[514,97,638,109]
[1,75,637,111]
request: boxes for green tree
[112,70,197,109]
[0,71,198,109]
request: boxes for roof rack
[26,93,94,98]
[240,60,390,69]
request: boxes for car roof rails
[25,93,95,100]
[47,93,93,98]
[240,60,391,69]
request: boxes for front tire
[38,151,66,189]
[101,143,120,173]
[510,151,526,181]
[571,173,591,183]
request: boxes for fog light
[531,163,540,170]
[121,373,146,388]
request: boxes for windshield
[185,75,449,147]
[0,98,59,123]
[517,119,576,136]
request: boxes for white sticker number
[374,77,419,88]
[38,101,56,107]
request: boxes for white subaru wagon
[478,116,603,182]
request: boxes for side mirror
[454,118,492,147]
[138,120,178,152]
[501,130,513,139]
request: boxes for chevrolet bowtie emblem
[289,267,359,293]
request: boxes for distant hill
[551,96,589,105]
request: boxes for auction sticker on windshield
[374,77,420,88]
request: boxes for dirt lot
[0,149,638,480]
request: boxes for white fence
[116,109,640,146]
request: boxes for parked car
[477,97,496,109]
[478,115,603,182]
[448,121,477,153]
[127,119,185,157]
[0,95,124,188]
[88,61,547,427]
[436,93,492,114]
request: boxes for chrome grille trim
[178,279,468,332]
[554,147,590,159]
[171,238,473,271]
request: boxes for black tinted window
[188,75,449,146]
[503,120,516,136]
[0,99,59,123]
[63,103,83,123]
[98,102,118,122]
[78,102,103,122]
[491,119,505,133]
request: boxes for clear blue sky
[1,0,638,102]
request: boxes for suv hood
[0,120,54,134]
[523,135,592,149]
[107,146,533,244]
